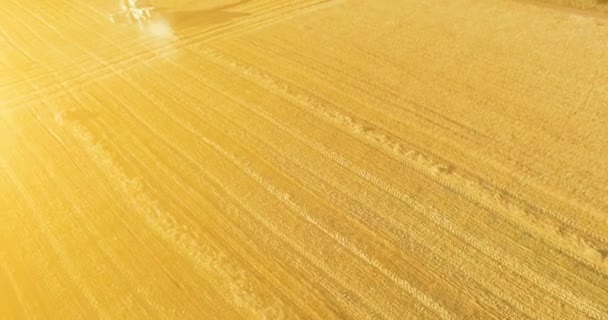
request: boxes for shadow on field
[153,0,253,31]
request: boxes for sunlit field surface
[1,0,608,318]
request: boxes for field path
[1,0,608,318]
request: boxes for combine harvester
[109,0,248,23]
[110,0,155,23]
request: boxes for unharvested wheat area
[1,0,607,319]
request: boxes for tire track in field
[78,60,430,319]
[27,111,190,319]
[52,107,285,320]
[146,61,543,318]
[200,135,454,320]
[138,62,531,319]
[40,63,285,318]
[76,85,391,320]
[238,41,608,275]
[0,9,292,314]
[4,108,228,318]
[149,55,544,318]
[138,71,452,319]
[4,36,280,316]
[178,46,608,319]
[244,37,608,256]
[243,38,493,143]
[232,36,608,281]
[2,0,337,110]
[239,24,608,224]
[153,47,605,318]
[191,44,608,277]
[3,5,604,314]
[1,0,286,105]
[3,6,436,316]
[67,53,453,317]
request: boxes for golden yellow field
[1,0,608,319]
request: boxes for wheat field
[1,0,608,319]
